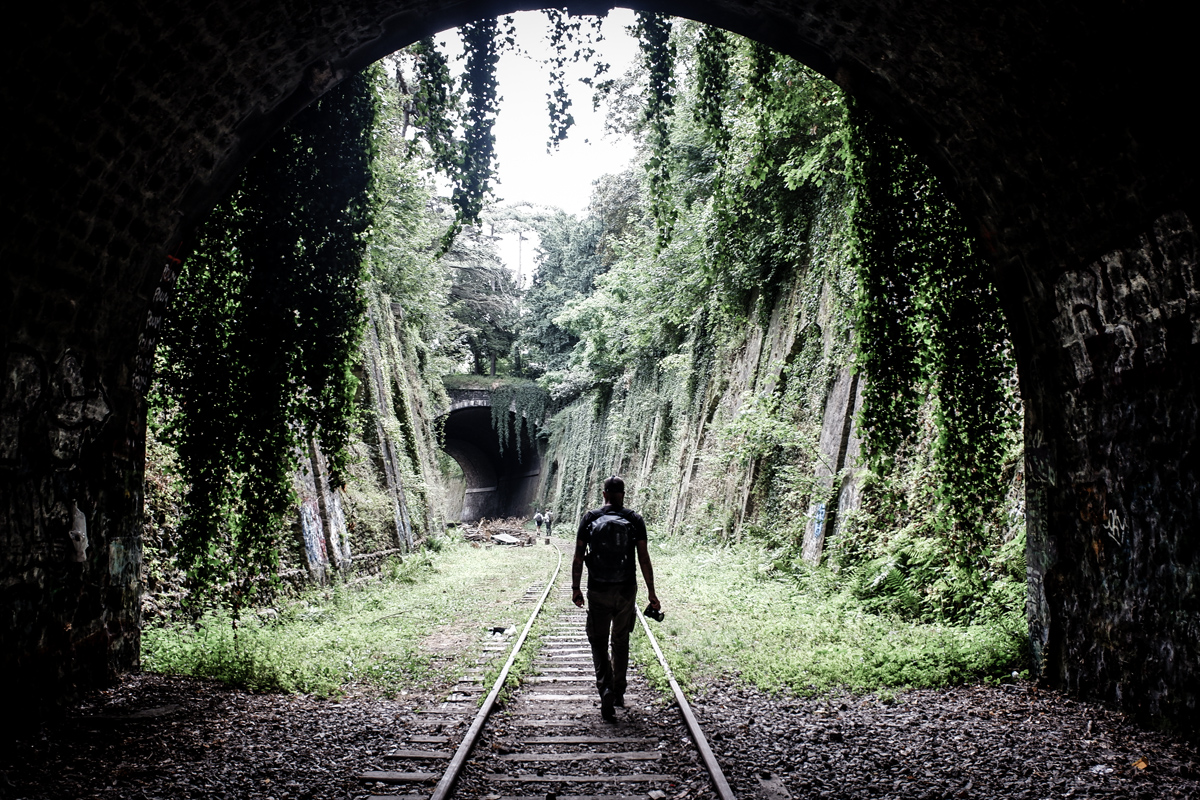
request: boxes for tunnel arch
[439,403,543,523]
[2,1,1197,731]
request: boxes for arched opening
[2,0,1196,734]
[440,405,542,523]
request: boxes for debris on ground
[4,674,1199,799]
[461,517,534,546]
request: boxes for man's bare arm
[636,539,660,610]
[571,537,587,607]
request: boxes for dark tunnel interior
[440,406,542,523]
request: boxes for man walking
[572,476,660,721]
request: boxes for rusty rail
[428,545,563,800]
[637,604,737,800]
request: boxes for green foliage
[847,102,1021,560]
[632,11,677,248]
[154,69,377,609]
[516,211,606,378]
[454,19,506,235]
[489,380,549,459]
[441,224,521,375]
[408,21,515,249]
[632,535,1028,696]
[367,66,451,332]
[409,38,460,178]
[440,375,549,459]
[529,22,1024,635]
[141,539,559,696]
[692,25,731,150]
[541,9,609,149]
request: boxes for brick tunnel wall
[1,0,1197,731]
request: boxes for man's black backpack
[584,510,636,584]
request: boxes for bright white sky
[435,9,642,282]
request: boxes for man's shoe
[613,694,625,707]
[600,689,616,721]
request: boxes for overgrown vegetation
[144,12,1029,699]
[633,535,1028,696]
[151,68,378,610]
[142,539,557,697]
[525,19,1025,633]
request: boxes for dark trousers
[585,582,637,697]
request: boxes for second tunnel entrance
[440,386,542,523]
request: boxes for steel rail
[637,605,737,800]
[428,544,563,800]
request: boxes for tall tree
[441,225,520,375]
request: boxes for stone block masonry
[1,0,1198,735]
[1025,210,1200,731]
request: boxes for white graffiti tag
[1104,509,1127,545]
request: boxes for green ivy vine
[848,100,1019,562]
[490,380,549,460]
[692,25,731,151]
[409,20,516,250]
[542,9,609,150]
[632,11,676,249]
[154,68,378,610]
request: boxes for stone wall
[536,267,865,551]
[1024,209,1199,731]
[1,0,1197,731]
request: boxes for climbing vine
[409,37,459,178]
[530,23,1023,625]
[455,19,506,235]
[490,380,549,460]
[154,68,378,609]
[408,20,515,250]
[632,11,676,248]
[848,101,1019,563]
[692,25,731,151]
[542,9,609,150]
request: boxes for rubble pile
[461,517,534,546]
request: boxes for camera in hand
[644,604,664,622]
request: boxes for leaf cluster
[153,69,379,609]
[541,9,609,150]
[847,103,1020,559]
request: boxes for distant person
[572,476,660,721]
[544,510,553,537]
[534,511,544,533]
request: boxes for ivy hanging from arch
[848,101,1019,563]
[632,11,676,249]
[409,19,515,250]
[154,68,379,610]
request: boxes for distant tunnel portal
[440,406,541,524]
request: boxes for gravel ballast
[4,673,1197,799]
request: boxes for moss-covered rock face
[1,0,1197,733]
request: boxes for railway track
[356,538,734,800]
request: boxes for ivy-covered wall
[291,287,449,580]
[142,288,449,611]
[537,243,869,548]
[536,217,1026,641]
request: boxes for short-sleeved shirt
[575,505,647,586]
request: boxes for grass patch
[141,539,559,697]
[631,533,1028,696]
